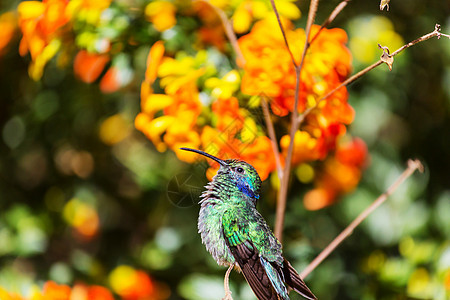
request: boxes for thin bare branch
[310,0,350,45]
[296,24,449,127]
[269,0,298,68]
[197,0,246,67]
[391,24,448,56]
[304,0,319,43]
[261,96,283,177]
[300,159,424,278]
[274,0,319,241]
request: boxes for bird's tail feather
[282,260,317,300]
[260,257,289,300]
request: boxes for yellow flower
[280,131,321,164]
[158,54,206,94]
[99,114,131,145]
[28,39,61,80]
[141,94,174,117]
[213,0,301,33]
[66,0,112,24]
[205,70,240,99]
[136,42,204,154]
[145,1,177,32]
[109,266,154,299]
[18,0,70,80]
[135,114,174,152]
[0,287,23,300]
[63,198,100,239]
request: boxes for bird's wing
[222,209,285,300]
[282,259,317,300]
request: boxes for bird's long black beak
[180,148,228,167]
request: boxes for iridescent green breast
[197,180,236,266]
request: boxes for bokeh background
[0,0,449,299]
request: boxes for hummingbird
[180,148,317,300]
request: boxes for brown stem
[300,159,424,278]
[297,24,449,127]
[261,96,283,177]
[391,24,448,56]
[309,0,350,45]
[274,0,319,242]
[197,0,246,67]
[304,0,319,46]
[269,0,298,68]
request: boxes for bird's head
[180,148,262,201]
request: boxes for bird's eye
[236,167,244,173]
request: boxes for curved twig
[300,159,424,278]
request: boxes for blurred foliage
[0,0,449,300]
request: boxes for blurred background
[0,0,449,299]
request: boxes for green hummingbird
[180,148,317,300]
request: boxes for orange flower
[303,137,368,210]
[139,40,165,107]
[239,18,352,118]
[212,97,246,132]
[198,26,227,51]
[199,125,276,181]
[239,18,354,169]
[280,131,321,165]
[63,198,100,240]
[136,41,278,179]
[205,0,300,34]
[303,188,336,211]
[239,18,297,115]
[445,270,450,291]
[109,266,154,300]
[336,137,368,168]
[29,282,116,300]
[191,1,227,50]
[281,116,348,167]
[77,0,111,11]
[239,136,277,181]
[99,65,133,94]
[311,122,347,159]
[41,281,71,300]
[0,287,24,300]
[144,41,165,87]
[145,1,177,32]
[139,83,202,155]
[100,67,121,93]
[135,42,203,157]
[205,70,241,99]
[1,282,118,300]
[73,50,110,83]
[66,0,112,22]
[67,0,111,16]
[18,0,70,79]
[71,283,115,300]
[0,12,17,55]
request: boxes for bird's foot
[222,264,234,300]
